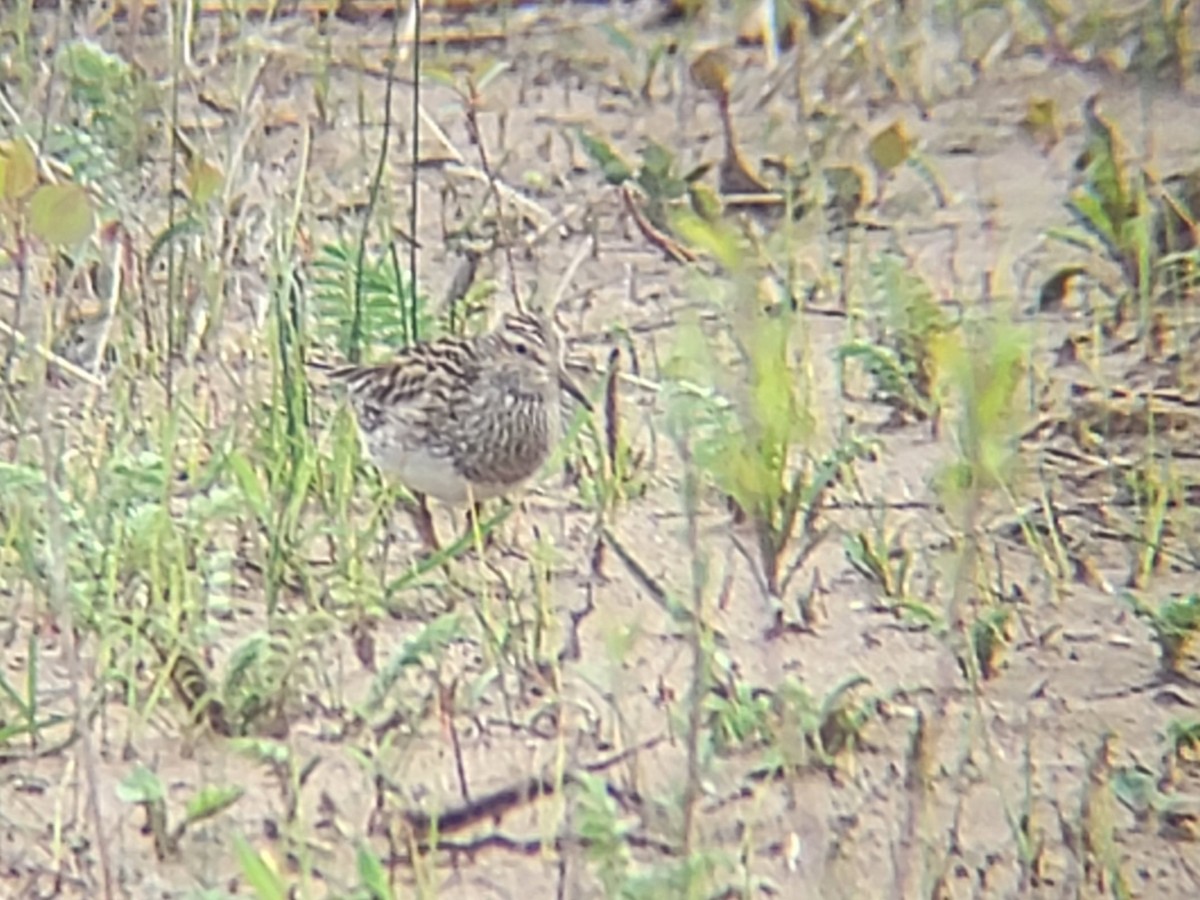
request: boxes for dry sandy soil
[3,1,1200,898]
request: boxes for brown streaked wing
[325,338,481,420]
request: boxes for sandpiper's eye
[513,342,529,356]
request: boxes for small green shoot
[117,765,243,859]
[234,832,288,900]
[970,606,1015,680]
[844,525,913,608]
[1166,718,1200,761]
[578,133,703,231]
[1124,592,1200,677]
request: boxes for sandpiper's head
[491,310,591,409]
[493,311,559,372]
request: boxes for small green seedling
[117,766,243,860]
[1124,592,1200,676]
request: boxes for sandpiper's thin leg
[462,500,495,550]
[409,492,440,553]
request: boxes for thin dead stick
[0,321,106,388]
[397,0,420,62]
[418,104,556,229]
[397,735,667,842]
[548,236,592,316]
[81,234,124,407]
[522,201,582,250]
[38,390,114,900]
[755,3,866,109]
[620,185,697,263]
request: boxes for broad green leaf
[28,183,95,247]
[187,158,224,206]
[868,121,912,173]
[0,139,38,202]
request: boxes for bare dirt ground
[3,1,1200,898]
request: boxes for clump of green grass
[844,519,914,609]
[700,666,879,778]
[661,214,874,620]
[1048,96,1199,327]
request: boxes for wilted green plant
[1124,592,1200,676]
[117,765,243,860]
[970,606,1015,680]
[578,131,712,232]
[1165,718,1200,760]
[662,215,873,614]
[1048,97,1199,320]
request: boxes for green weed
[839,251,953,429]
[116,765,243,860]
[1124,592,1200,677]
[1165,718,1200,760]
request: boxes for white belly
[367,441,525,504]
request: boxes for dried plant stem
[679,437,706,873]
[39,418,114,900]
[0,320,106,388]
[463,81,522,307]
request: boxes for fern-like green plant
[57,40,156,166]
[308,241,432,360]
